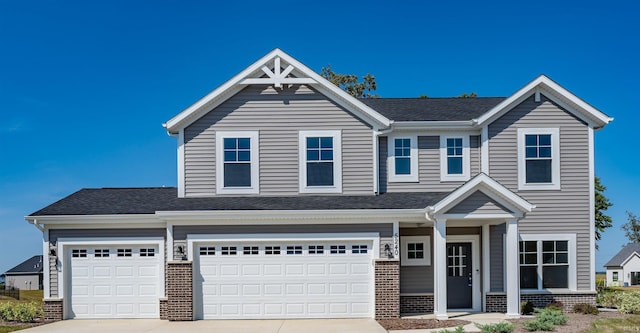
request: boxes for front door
[447,242,472,309]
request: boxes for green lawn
[0,290,43,305]
[0,326,27,333]
[585,315,640,333]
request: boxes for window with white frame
[215,131,259,194]
[388,135,418,182]
[613,271,618,282]
[517,128,560,190]
[519,234,575,290]
[440,135,470,181]
[401,235,430,266]
[299,130,342,193]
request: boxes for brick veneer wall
[43,299,63,322]
[400,295,434,314]
[375,260,399,319]
[485,293,597,313]
[159,298,168,320]
[166,261,193,321]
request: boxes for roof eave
[392,120,477,131]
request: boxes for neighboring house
[26,49,612,322]
[0,274,5,285]
[3,255,44,290]
[604,243,640,287]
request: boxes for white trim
[387,135,419,182]
[505,219,520,318]
[588,126,596,291]
[298,130,343,193]
[163,49,391,134]
[177,129,185,198]
[392,221,400,260]
[519,233,577,291]
[427,173,535,217]
[440,135,470,182]
[433,219,447,319]
[474,75,612,128]
[447,235,481,312]
[620,251,640,266]
[400,235,430,266]
[481,126,489,174]
[215,131,260,194]
[56,237,166,318]
[167,223,174,261]
[517,128,561,190]
[482,224,490,311]
[43,227,50,299]
[373,131,379,194]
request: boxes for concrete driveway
[19,318,388,333]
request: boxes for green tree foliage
[458,92,477,98]
[595,177,613,248]
[622,211,640,243]
[320,65,378,98]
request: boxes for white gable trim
[621,251,640,267]
[474,75,612,129]
[163,49,391,134]
[426,173,535,219]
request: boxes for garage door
[68,245,161,318]
[195,241,374,319]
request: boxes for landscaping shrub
[544,300,564,312]
[436,326,465,333]
[573,303,599,314]
[0,302,42,323]
[597,289,623,308]
[477,322,515,333]
[523,308,568,331]
[521,301,535,315]
[618,291,640,314]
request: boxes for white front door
[194,240,374,319]
[67,245,161,318]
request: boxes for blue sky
[0,0,638,274]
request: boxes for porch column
[505,218,520,318]
[433,218,448,319]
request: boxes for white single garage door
[67,245,161,318]
[195,240,374,319]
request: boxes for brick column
[43,299,63,322]
[375,260,400,319]
[167,261,193,321]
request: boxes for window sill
[216,187,259,195]
[299,186,342,194]
[520,289,576,294]
[518,183,561,191]
[388,175,419,183]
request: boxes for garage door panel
[197,240,373,319]
[68,245,161,319]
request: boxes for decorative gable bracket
[240,56,316,88]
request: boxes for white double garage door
[65,235,376,320]
[193,237,376,319]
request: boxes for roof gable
[605,243,640,267]
[444,190,514,215]
[163,49,391,134]
[427,173,535,219]
[476,75,612,129]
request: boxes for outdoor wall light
[384,244,393,258]
[49,248,56,256]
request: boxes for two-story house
[27,49,611,322]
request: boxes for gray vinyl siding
[183,84,374,197]
[488,94,591,290]
[399,227,480,293]
[47,228,166,297]
[445,191,513,215]
[379,135,480,193]
[490,224,505,292]
[173,223,392,259]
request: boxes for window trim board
[298,130,343,193]
[215,131,260,194]
[517,128,560,190]
[387,135,419,183]
[519,233,576,291]
[400,235,431,266]
[439,134,471,182]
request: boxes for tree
[458,92,478,98]
[320,65,378,98]
[594,176,613,248]
[622,211,640,243]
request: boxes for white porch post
[482,224,491,311]
[167,223,174,261]
[505,218,520,318]
[433,218,448,319]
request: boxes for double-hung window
[299,130,342,193]
[216,131,259,194]
[388,135,418,182]
[440,135,470,181]
[517,128,560,190]
[519,234,575,290]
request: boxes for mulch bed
[377,318,470,331]
[508,310,626,333]
[0,319,45,330]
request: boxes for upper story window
[440,135,470,181]
[517,128,560,190]
[215,131,259,194]
[299,130,342,193]
[388,135,418,182]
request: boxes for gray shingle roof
[359,97,506,121]
[29,188,449,216]
[4,255,44,275]
[604,243,640,267]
